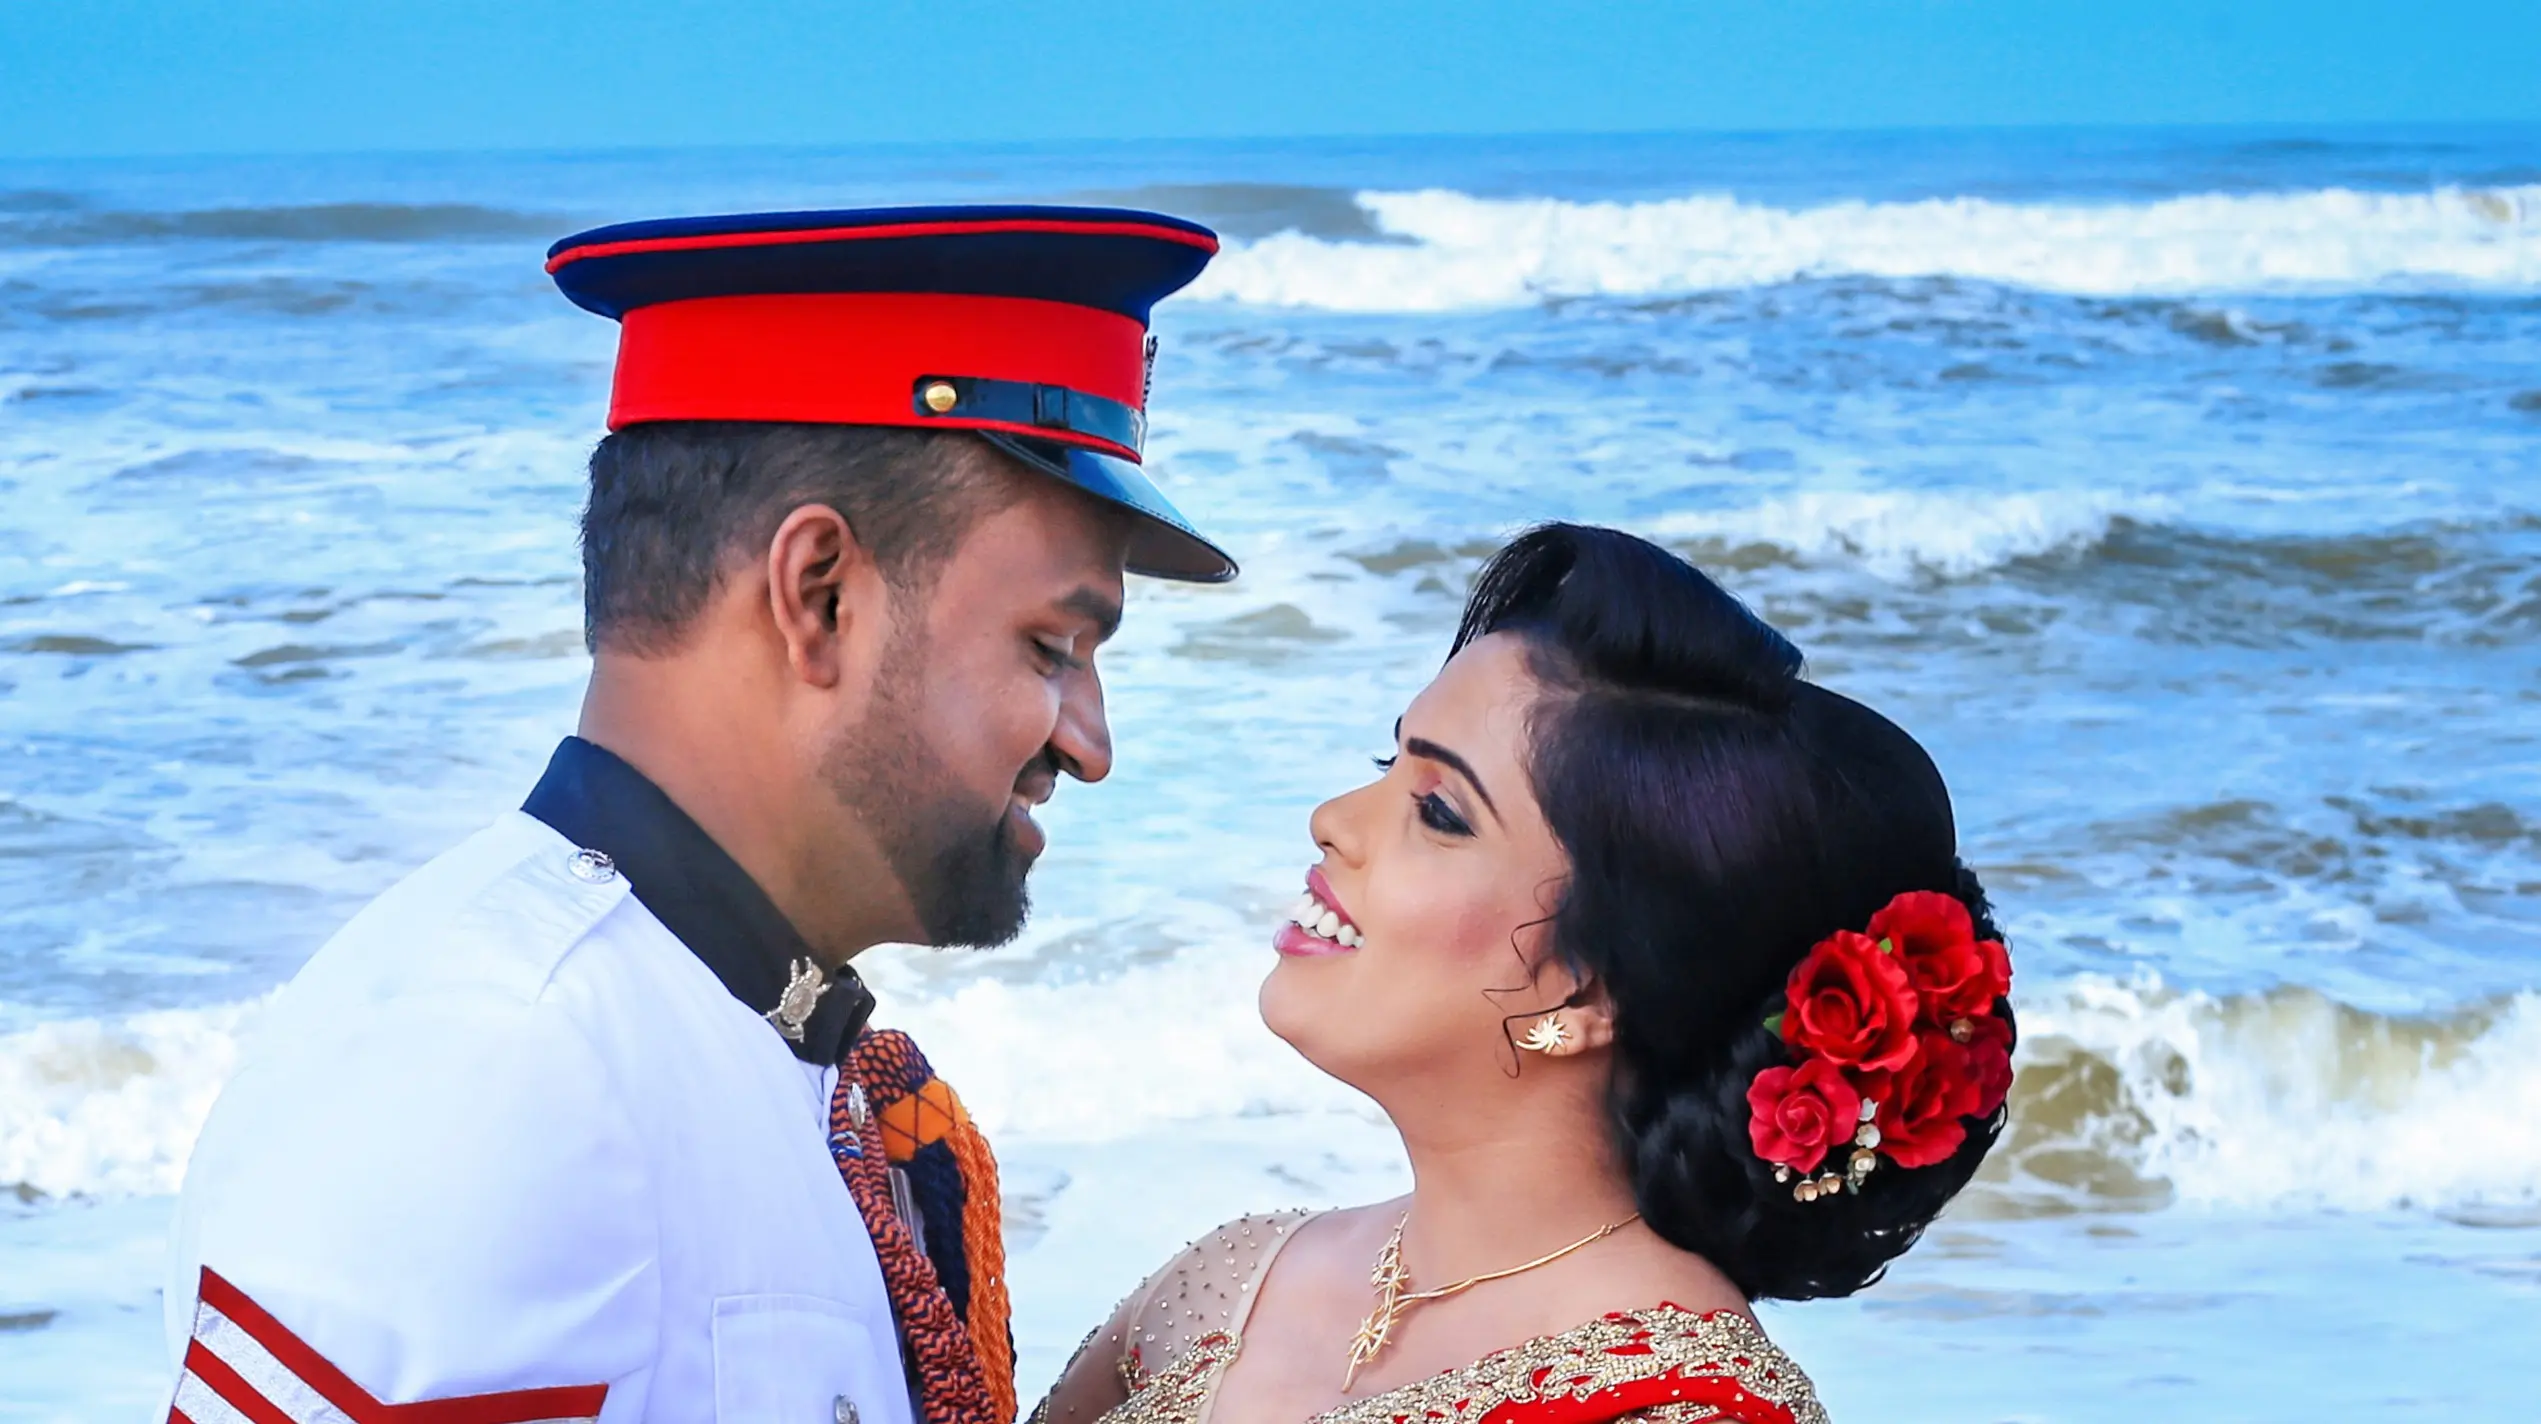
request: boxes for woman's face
[1260,632,1579,1097]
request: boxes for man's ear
[765,503,890,689]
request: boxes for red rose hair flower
[1962,1012,2015,1117]
[1874,1031,1986,1169]
[1779,930,1919,1073]
[1746,1056,1864,1176]
[1867,890,2010,1026]
[1752,888,2018,1201]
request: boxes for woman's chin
[1257,958,1335,1053]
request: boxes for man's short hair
[581,422,1017,655]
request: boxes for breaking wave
[1192,184,2541,310]
[1648,489,2166,581]
[0,1000,259,1199]
[838,966,2541,1218]
[6,968,2538,1217]
[1995,977,2541,1214]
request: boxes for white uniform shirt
[167,741,908,1424]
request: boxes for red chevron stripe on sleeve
[168,1268,608,1424]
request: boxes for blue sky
[2,1,2537,158]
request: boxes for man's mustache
[1013,748,1063,806]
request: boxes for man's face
[823,466,1129,947]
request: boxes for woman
[1037,524,2015,1424]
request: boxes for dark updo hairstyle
[1454,523,2013,1301]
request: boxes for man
[163,206,1233,1424]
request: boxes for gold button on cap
[921,381,958,413]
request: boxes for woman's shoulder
[1119,1209,1321,1367]
[1032,1209,1325,1424]
[1144,1207,1323,1295]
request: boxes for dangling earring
[1516,1014,1573,1054]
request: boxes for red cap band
[608,292,1150,445]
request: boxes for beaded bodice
[1033,1212,1828,1424]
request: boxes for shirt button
[567,848,617,883]
[833,1396,859,1424]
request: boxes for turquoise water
[4,128,2539,1419]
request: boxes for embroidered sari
[1035,1213,1826,1424]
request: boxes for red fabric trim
[391,1383,612,1424]
[927,416,1138,463]
[1475,1369,1797,1424]
[607,291,1148,436]
[547,216,1218,273]
[198,1269,380,1422]
[602,292,1143,437]
[191,1268,609,1424]
[169,1409,199,1424]
[184,1338,300,1424]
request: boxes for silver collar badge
[765,956,829,1043]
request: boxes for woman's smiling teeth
[1287,891,1364,948]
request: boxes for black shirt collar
[523,736,873,1065]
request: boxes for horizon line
[9,116,2541,169]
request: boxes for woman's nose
[1307,779,1370,864]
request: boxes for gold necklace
[1344,1210,1640,1388]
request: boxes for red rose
[1962,1012,2015,1117]
[1747,1056,1864,1175]
[1979,937,2012,999]
[1867,891,2007,1026]
[1781,930,1919,1072]
[1872,1031,1985,1169]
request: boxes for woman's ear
[1516,971,1617,1057]
[1557,992,1617,1054]
[765,503,888,689]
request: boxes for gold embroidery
[1096,1330,1240,1424]
[1093,1307,1825,1424]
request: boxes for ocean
[3,127,2538,1420]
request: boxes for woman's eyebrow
[1402,731,1502,824]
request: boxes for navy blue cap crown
[546,204,1233,583]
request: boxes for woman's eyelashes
[1417,791,1474,838]
[1377,753,1473,837]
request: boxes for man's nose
[1049,667,1113,784]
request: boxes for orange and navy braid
[830,1029,1014,1424]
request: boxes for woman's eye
[1417,792,1474,838]
[1372,755,1399,772]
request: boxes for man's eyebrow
[1058,587,1124,642]
[1404,733,1502,824]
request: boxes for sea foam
[16,965,2534,1217]
[1649,489,2166,581]
[2006,977,2541,1213]
[0,1000,259,1199]
[1191,184,2541,311]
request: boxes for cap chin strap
[910,375,1144,456]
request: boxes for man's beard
[821,639,1038,949]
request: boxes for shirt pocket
[711,1293,903,1424]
